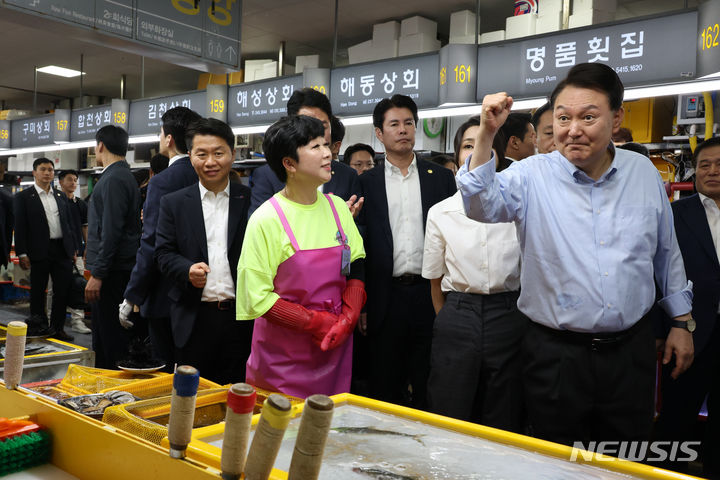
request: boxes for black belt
[200,299,235,311]
[392,273,424,285]
[533,315,647,351]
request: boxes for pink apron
[246,194,352,398]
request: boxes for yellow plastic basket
[59,364,168,395]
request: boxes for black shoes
[51,330,75,343]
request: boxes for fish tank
[184,393,693,480]
[0,326,94,383]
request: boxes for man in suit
[654,136,720,477]
[121,107,202,370]
[14,157,80,341]
[249,88,361,216]
[57,169,91,334]
[85,126,142,369]
[358,94,456,408]
[155,118,253,385]
[499,112,536,162]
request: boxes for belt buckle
[217,300,231,311]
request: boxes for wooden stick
[220,383,256,480]
[167,365,199,459]
[4,321,27,390]
[243,394,292,480]
[288,395,334,480]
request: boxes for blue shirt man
[457,63,693,448]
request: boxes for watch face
[687,318,697,333]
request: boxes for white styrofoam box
[244,59,273,82]
[348,40,373,64]
[370,39,399,60]
[538,0,564,14]
[569,8,614,28]
[450,10,479,38]
[399,33,441,56]
[254,61,278,81]
[449,34,480,45]
[401,16,437,38]
[372,21,400,43]
[45,149,80,170]
[573,0,617,12]
[7,157,21,172]
[535,10,563,34]
[505,13,537,39]
[480,30,506,44]
[295,54,319,74]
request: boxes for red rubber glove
[321,280,367,351]
[263,298,338,347]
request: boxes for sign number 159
[172,0,236,26]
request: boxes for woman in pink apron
[236,115,366,398]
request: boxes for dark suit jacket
[14,185,78,261]
[155,181,251,348]
[124,156,198,318]
[358,158,456,332]
[0,189,13,267]
[249,160,361,216]
[86,161,142,278]
[664,194,720,355]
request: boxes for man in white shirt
[357,95,456,408]
[155,118,253,385]
[14,157,80,341]
[422,132,527,431]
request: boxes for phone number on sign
[614,64,643,73]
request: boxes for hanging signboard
[330,53,440,116]
[10,114,54,148]
[128,91,207,136]
[70,105,112,142]
[476,11,698,99]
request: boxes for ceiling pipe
[120,74,127,100]
[278,41,285,76]
[79,53,84,99]
[33,66,38,113]
[141,56,145,98]
[332,0,339,67]
[562,0,570,29]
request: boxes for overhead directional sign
[5,0,241,68]
[136,0,241,66]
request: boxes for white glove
[118,299,135,329]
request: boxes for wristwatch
[670,318,696,333]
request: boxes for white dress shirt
[199,181,235,301]
[422,191,521,294]
[169,154,187,167]
[34,183,63,239]
[385,155,424,276]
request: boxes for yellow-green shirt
[236,192,365,320]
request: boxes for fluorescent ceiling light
[128,134,159,144]
[232,125,270,135]
[623,79,720,101]
[36,65,85,78]
[337,115,373,126]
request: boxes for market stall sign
[476,10,698,100]
[698,0,720,77]
[70,105,112,142]
[439,44,478,105]
[227,69,331,127]
[227,75,304,126]
[128,91,207,136]
[330,53,440,116]
[0,121,10,150]
[54,109,71,144]
[11,114,54,148]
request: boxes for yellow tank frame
[0,380,222,479]
[182,392,704,480]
